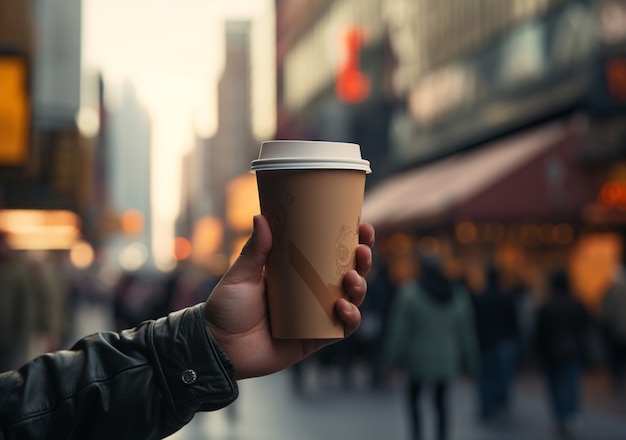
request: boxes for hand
[203,214,374,380]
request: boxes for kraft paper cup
[250,140,371,339]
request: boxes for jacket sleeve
[0,303,238,440]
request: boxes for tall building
[178,20,257,256]
[207,20,257,220]
[0,0,104,252]
[275,0,395,183]
[106,81,153,271]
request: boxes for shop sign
[399,1,597,164]
[0,55,29,166]
[0,209,81,249]
[408,63,476,126]
[335,27,371,104]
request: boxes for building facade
[275,0,626,309]
[0,0,106,253]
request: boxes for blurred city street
[4,0,626,439]
[169,364,626,440]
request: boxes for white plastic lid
[250,140,372,173]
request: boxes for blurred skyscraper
[208,21,257,219]
[106,82,153,272]
[0,0,105,254]
[178,20,257,258]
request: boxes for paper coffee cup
[250,140,371,339]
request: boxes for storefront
[362,117,619,311]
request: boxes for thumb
[226,215,272,282]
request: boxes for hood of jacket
[419,256,453,304]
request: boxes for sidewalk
[516,367,626,420]
[168,364,626,440]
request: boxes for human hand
[203,214,374,380]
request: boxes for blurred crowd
[294,243,626,439]
[1,228,626,440]
[0,231,69,373]
[0,231,226,373]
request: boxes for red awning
[362,121,599,230]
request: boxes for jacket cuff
[150,303,239,423]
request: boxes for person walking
[0,231,41,372]
[470,264,520,421]
[534,269,589,436]
[382,255,478,440]
[600,264,626,394]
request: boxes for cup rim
[250,140,372,174]
[250,157,371,173]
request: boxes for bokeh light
[172,236,192,261]
[69,240,95,269]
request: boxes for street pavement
[167,362,626,440]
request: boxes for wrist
[152,304,239,415]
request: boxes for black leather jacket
[0,303,239,440]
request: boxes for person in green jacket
[382,255,478,440]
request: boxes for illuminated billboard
[0,55,29,166]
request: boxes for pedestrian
[599,263,626,394]
[470,263,520,421]
[24,250,71,356]
[0,231,41,372]
[382,254,478,440]
[534,269,589,437]
[0,216,375,440]
[112,272,156,332]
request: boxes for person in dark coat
[600,264,626,394]
[534,269,589,436]
[470,264,520,421]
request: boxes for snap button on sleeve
[181,369,197,385]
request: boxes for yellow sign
[0,57,29,165]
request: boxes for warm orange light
[120,209,145,235]
[455,221,477,244]
[0,56,29,166]
[606,57,626,101]
[226,174,260,232]
[521,224,541,247]
[569,232,622,312]
[335,26,371,104]
[192,215,224,264]
[555,223,574,245]
[540,224,557,244]
[172,237,192,261]
[598,180,626,210]
[383,232,414,256]
[69,240,95,269]
[0,209,81,249]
